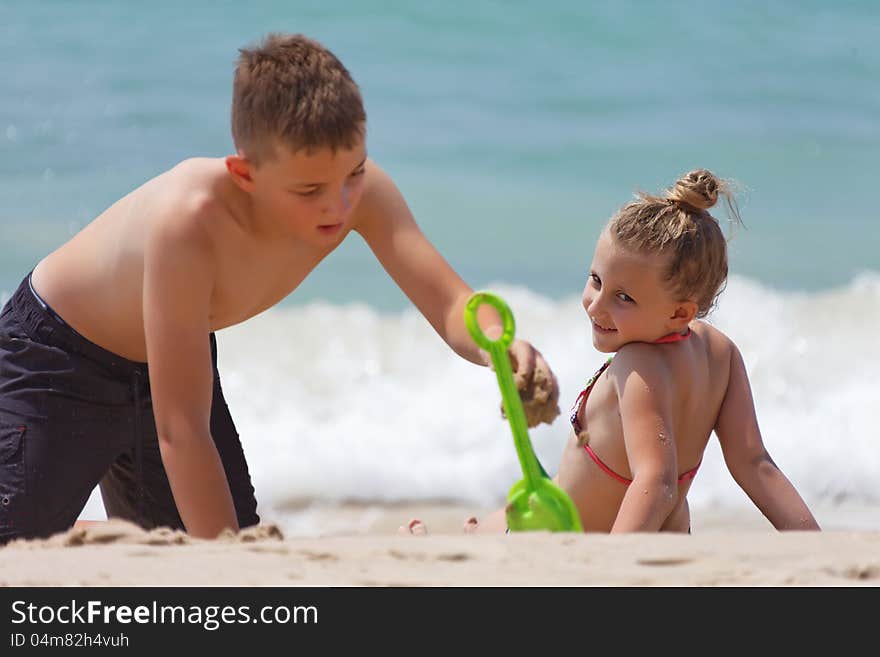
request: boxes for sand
[1,504,878,587]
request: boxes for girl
[404,169,820,534]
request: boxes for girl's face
[582,230,694,353]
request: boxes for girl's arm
[715,344,820,530]
[610,346,680,532]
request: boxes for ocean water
[1,2,878,531]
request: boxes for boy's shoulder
[160,158,228,210]
[350,159,408,233]
[132,158,250,271]
[144,158,236,233]
[354,159,395,208]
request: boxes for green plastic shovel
[464,292,583,532]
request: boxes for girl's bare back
[556,320,733,532]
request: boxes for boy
[0,33,557,541]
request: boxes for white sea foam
[206,274,880,521]
[77,273,880,529]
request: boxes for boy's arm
[609,347,679,532]
[142,212,239,539]
[715,344,820,530]
[354,160,551,378]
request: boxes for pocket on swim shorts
[0,424,25,465]
[0,318,30,345]
[0,424,26,532]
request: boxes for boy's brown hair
[231,33,366,164]
[609,169,743,317]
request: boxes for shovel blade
[506,477,583,532]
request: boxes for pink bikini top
[569,328,701,485]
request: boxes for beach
[2,504,878,587]
[2,3,878,591]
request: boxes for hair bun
[666,169,720,211]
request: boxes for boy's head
[231,33,366,165]
[607,169,741,318]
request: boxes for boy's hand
[500,340,560,428]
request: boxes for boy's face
[245,136,367,246]
[581,230,691,353]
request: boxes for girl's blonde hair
[609,169,742,317]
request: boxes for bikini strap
[570,357,613,433]
[652,327,692,344]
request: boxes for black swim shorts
[0,272,260,544]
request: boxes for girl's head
[583,169,741,352]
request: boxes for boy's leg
[0,281,131,544]
[100,338,260,532]
[0,411,127,544]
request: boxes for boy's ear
[225,154,255,192]
[670,301,698,329]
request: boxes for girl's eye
[589,273,601,286]
[617,292,635,303]
[295,188,320,197]
[350,168,366,177]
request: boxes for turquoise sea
[2,1,878,530]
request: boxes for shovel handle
[463,292,516,351]
[464,292,542,487]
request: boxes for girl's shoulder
[610,320,738,383]
[690,319,738,358]
[608,341,671,386]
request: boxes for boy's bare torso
[32,158,346,362]
[556,320,733,532]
